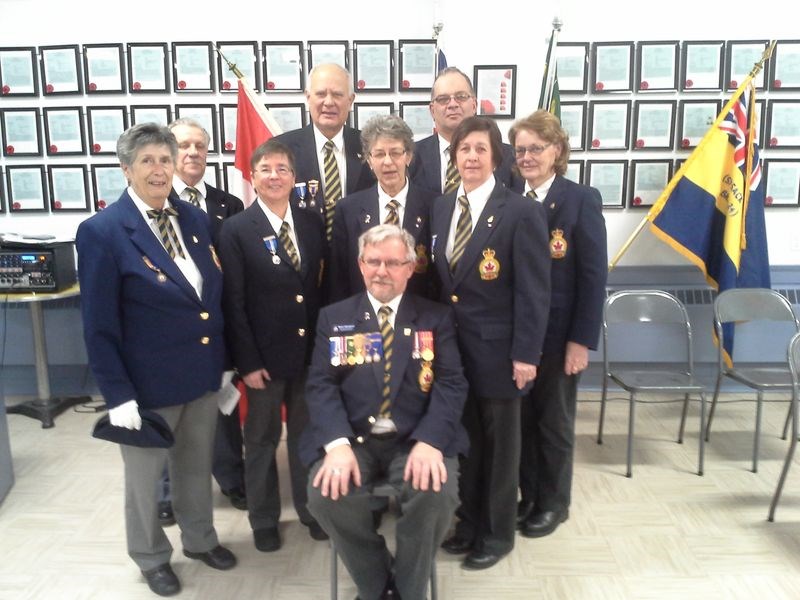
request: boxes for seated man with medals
[301,224,468,600]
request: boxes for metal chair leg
[678,393,690,443]
[430,557,438,600]
[330,541,338,600]
[626,393,635,478]
[705,373,723,442]
[769,389,798,521]
[753,391,764,473]
[781,399,792,441]
[698,393,706,476]
[598,374,609,444]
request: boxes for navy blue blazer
[76,191,225,410]
[274,124,375,216]
[409,134,521,194]
[218,202,325,380]
[299,293,469,467]
[328,182,438,303]
[430,181,551,399]
[538,176,607,353]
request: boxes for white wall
[1,0,798,266]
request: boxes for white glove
[109,400,142,430]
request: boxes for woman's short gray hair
[360,114,415,158]
[117,123,178,166]
[358,224,416,264]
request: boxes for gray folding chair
[705,288,799,473]
[768,332,800,521]
[597,290,706,478]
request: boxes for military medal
[414,243,428,274]
[430,234,437,262]
[353,333,366,365]
[478,248,500,280]
[346,336,357,365]
[412,332,421,359]
[419,330,434,362]
[263,236,281,264]
[369,332,382,362]
[209,245,222,271]
[549,229,567,259]
[418,361,434,392]
[295,182,308,208]
[363,335,373,363]
[330,337,341,367]
[308,179,319,208]
[142,256,167,282]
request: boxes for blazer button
[451,294,459,303]
[199,311,210,320]
[368,416,376,424]
[295,294,304,303]
[200,336,210,345]
[355,436,365,444]
[298,328,306,337]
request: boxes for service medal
[353,333,366,365]
[272,255,281,265]
[346,336,357,365]
[414,243,428,274]
[419,330,435,362]
[550,229,567,259]
[209,244,222,271]
[478,248,500,280]
[418,361,434,392]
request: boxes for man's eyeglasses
[361,258,411,270]
[369,149,407,161]
[432,92,473,106]
[514,144,551,158]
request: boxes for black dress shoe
[461,549,506,570]
[157,501,175,527]
[306,520,329,541]
[183,544,237,570]
[516,500,535,529]
[222,487,247,510]
[441,534,473,555]
[354,574,399,599]
[253,527,281,552]
[520,509,569,538]
[141,563,181,596]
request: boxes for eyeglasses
[514,144,552,158]
[432,92,473,106]
[254,166,293,176]
[361,258,411,270]
[369,149,407,161]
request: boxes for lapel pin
[192,235,198,243]
[550,202,555,209]
[364,214,371,224]
[416,216,422,228]
[364,312,371,320]
[403,327,411,336]
[487,215,495,227]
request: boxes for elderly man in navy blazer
[76,123,236,597]
[302,224,468,600]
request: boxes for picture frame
[0,46,39,96]
[40,44,83,95]
[766,99,800,149]
[680,41,724,91]
[725,40,768,91]
[354,102,394,130]
[87,106,128,155]
[220,104,237,153]
[565,160,584,185]
[636,41,679,91]
[48,164,90,212]
[308,40,349,72]
[632,100,676,150]
[223,161,240,193]
[174,104,217,153]
[398,39,437,92]
[755,98,766,148]
[1,108,42,156]
[474,65,516,119]
[43,106,85,156]
[262,41,305,92]
[204,162,220,188]
[130,104,172,127]
[769,40,800,91]
[559,101,587,150]
[91,164,128,210]
[83,43,126,94]
[172,42,214,92]
[586,160,628,209]
[217,41,259,92]
[127,42,169,93]
[400,101,434,140]
[677,99,721,149]
[352,40,394,92]
[555,42,589,94]
[587,100,631,150]
[763,159,800,206]
[591,42,633,93]
[6,165,47,212]
[629,159,672,208]
[265,103,306,133]
[0,178,4,213]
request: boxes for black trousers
[519,351,579,512]
[212,405,245,492]
[455,393,520,555]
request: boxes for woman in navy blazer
[510,110,608,539]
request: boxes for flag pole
[607,41,776,272]
[538,17,562,111]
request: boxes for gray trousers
[308,440,459,600]
[120,390,220,571]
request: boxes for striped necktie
[449,195,472,274]
[378,305,394,417]
[323,140,342,242]
[443,154,461,195]
[384,199,400,225]
[526,190,538,200]
[278,221,301,271]
[146,206,185,259]
[186,186,201,207]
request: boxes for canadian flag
[234,79,284,205]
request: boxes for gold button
[298,328,306,337]
[451,294,459,303]
[368,416,376,424]
[200,337,210,345]
[295,294,304,303]
[355,436,364,444]
[199,312,209,320]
